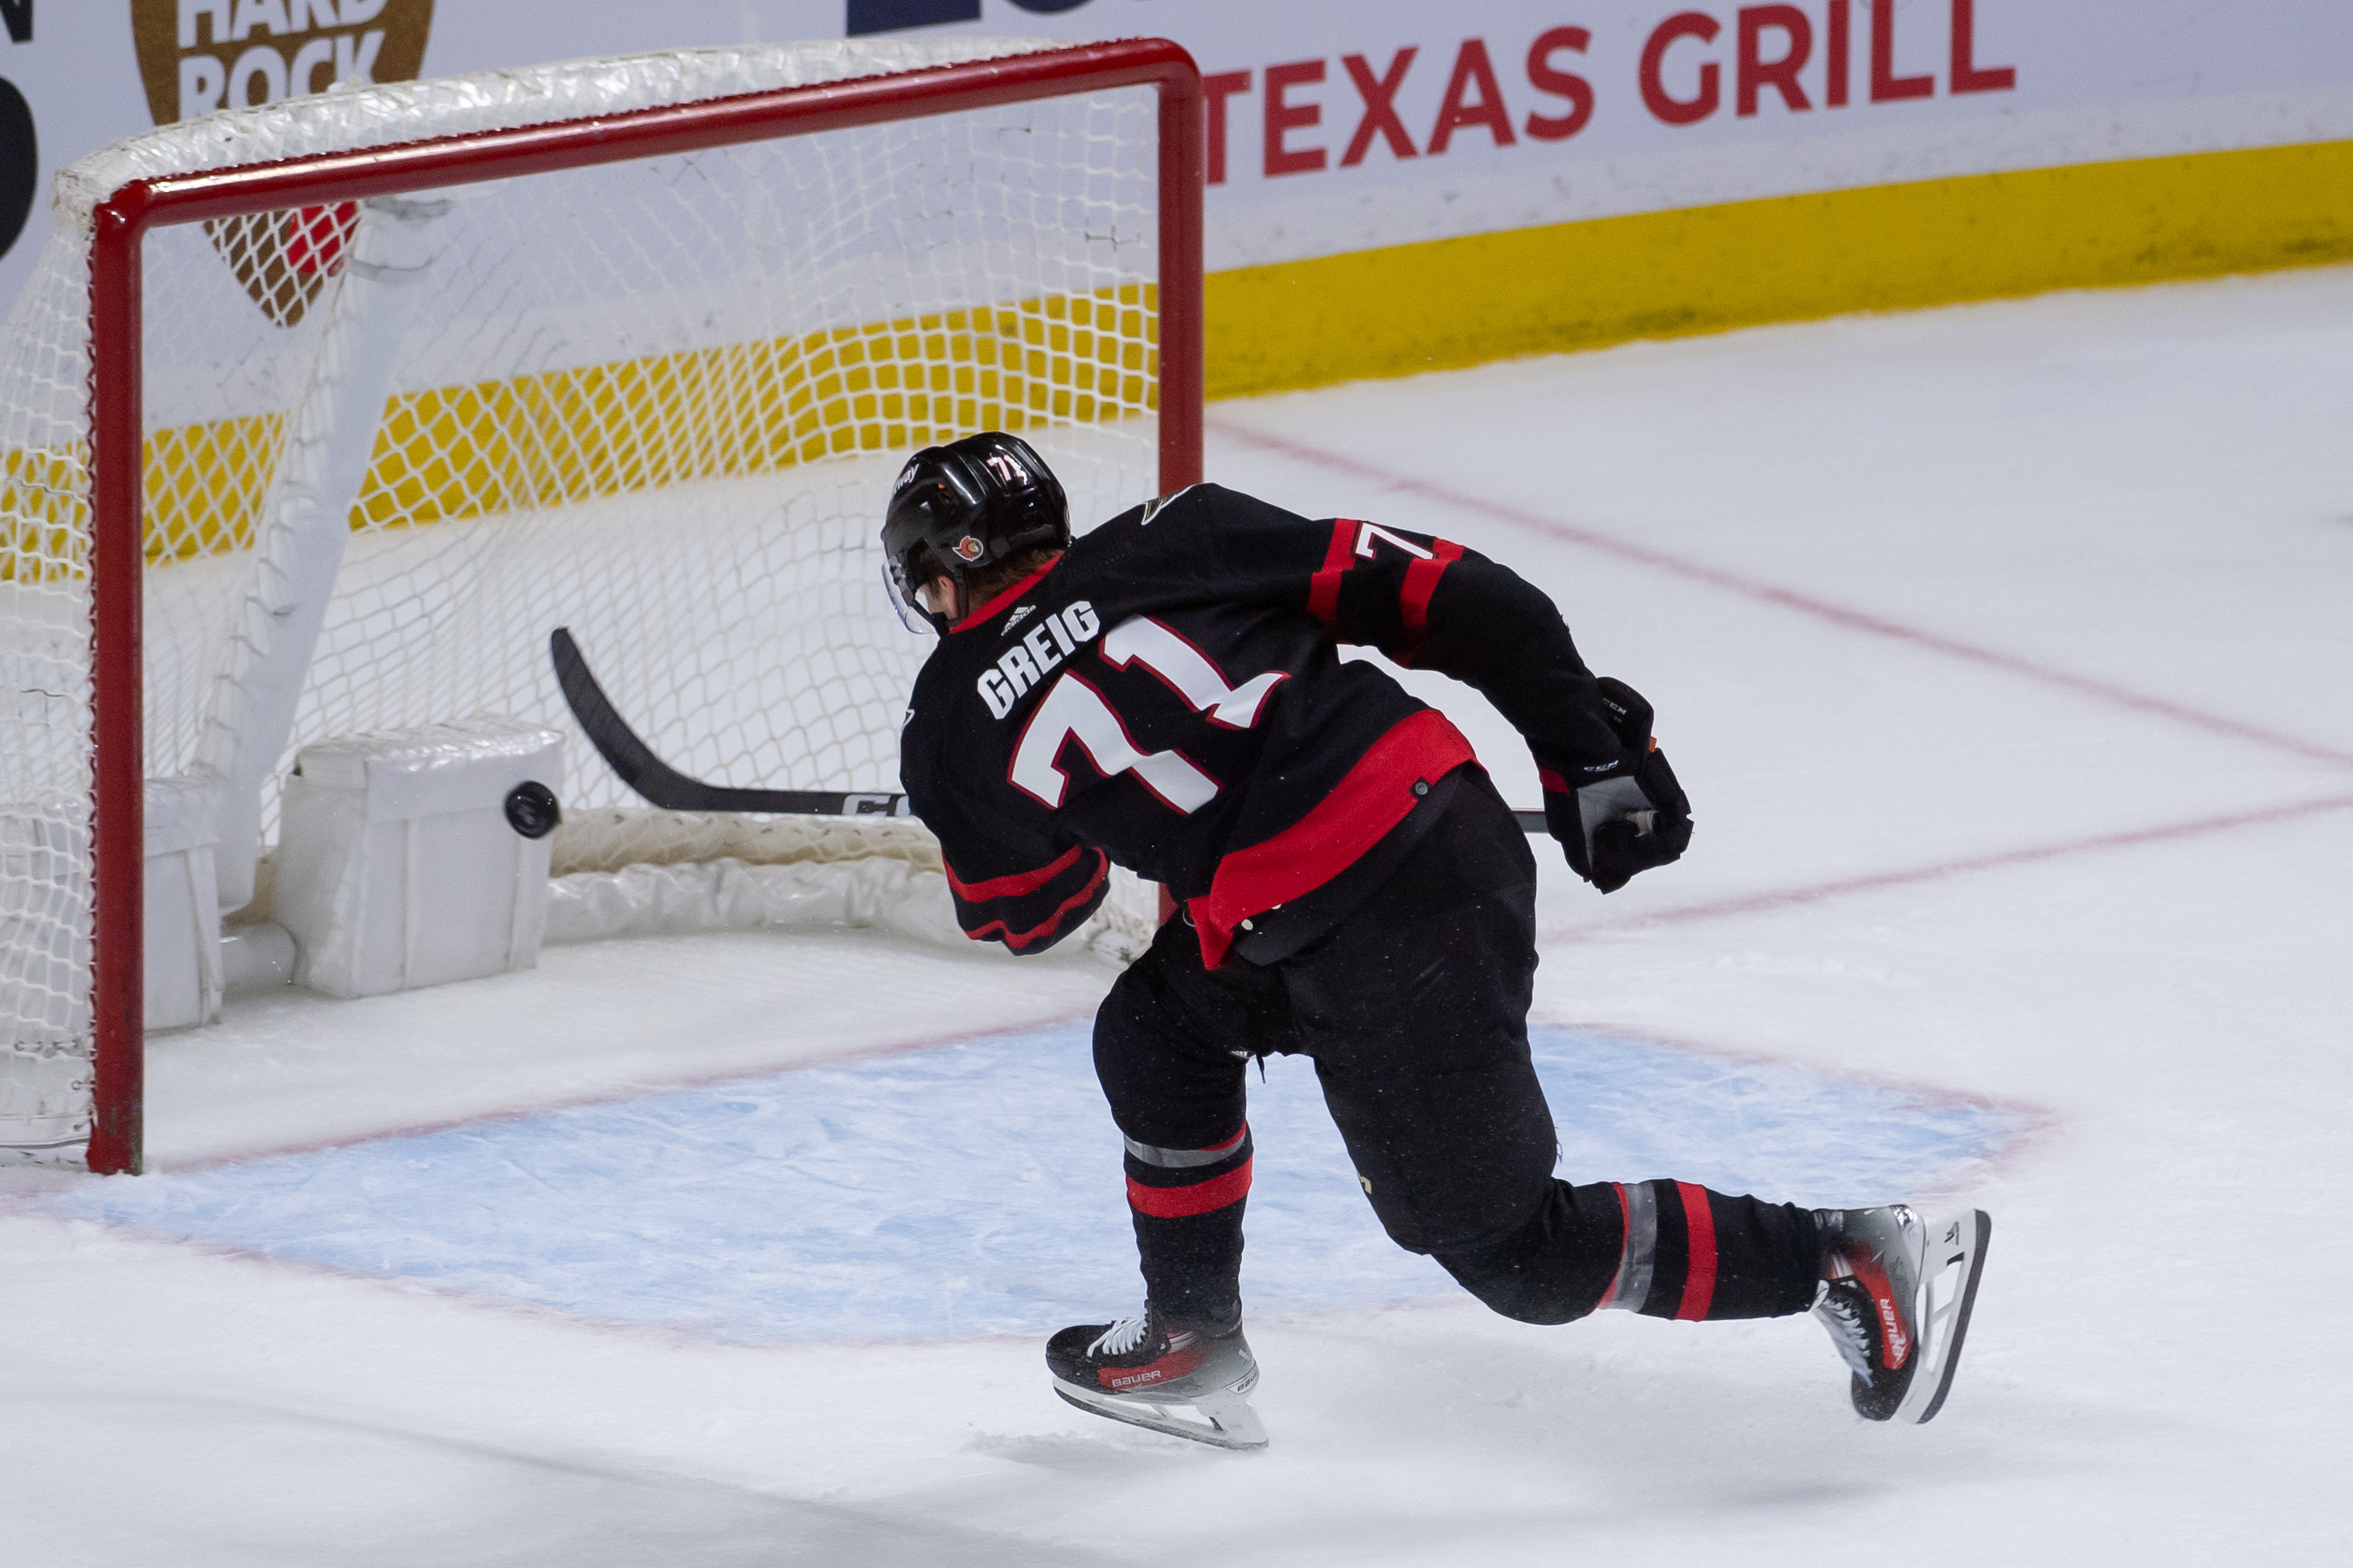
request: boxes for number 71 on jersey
[1007,616,1286,814]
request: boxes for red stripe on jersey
[1187,709,1477,968]
[1395,539,1466,663]
[1536,765,1572,795]
[944,842,1084,903]
[1127,1158,1254,1218]
[962,851,1109,952]
[951,558,1064,633]
[1306,518,1359,627]
[1674,1181,1719,1321]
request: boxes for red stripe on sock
[1199,1124,1249,1156]
[1673,1181,1718,1321]
[1127,1159,1253,1218]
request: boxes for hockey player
[883,432,1990,1449]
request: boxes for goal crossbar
[79,38,1206,1175]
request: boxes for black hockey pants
[1092,768,1820,1328]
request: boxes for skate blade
[1053,1379,1269,1451]
[1898,1209,1992,1424]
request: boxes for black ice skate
[1046,1308,1267,1451]
[1813,1205,1992,1423]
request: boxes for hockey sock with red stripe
[1433,1177,1818,1324]
[1124,1124,1252,1328]
[1595,1179,1819,1320]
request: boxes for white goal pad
[0,38,1199,1162]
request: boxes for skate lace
[1088,1316,1151,1357]
[1813,1279,1873,1378]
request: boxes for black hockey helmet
[881,432,1069,631]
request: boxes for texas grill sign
[129,1,435,325]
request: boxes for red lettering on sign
[1265,59,1327,178]
[1870,0,1934,102]
[1429,38,1518,153]
[1189,7,1997,187]
[1341,48,1419,166]
[1642,12,1722,125]
[1738,6,1813,116]
[1826,0,1851,107]
[1524,27,1595,142]
[1949,0,2016,94]
[1203,70,1250,186]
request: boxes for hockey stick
[550,627,913,817]
[552,627,1543,831]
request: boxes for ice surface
[36,1025,2027,1342]
[3,266,2349,1566]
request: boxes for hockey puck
[503,780,562,839]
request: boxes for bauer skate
[1046,1308,1268,1451]
[1813,1205,1992,1423]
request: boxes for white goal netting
[1,39,1171,1152]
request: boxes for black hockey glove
[1537,677,1694,894]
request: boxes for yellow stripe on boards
[1206,137,2353,398]
[9,137,2350,580]
[354,287,1158,534]
[0,285,1157,580]
[1,444,97,584]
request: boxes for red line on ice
[1207,420,2353,771]
[1524,1019,2061,1200]
[1541,791,2353,940]
[151,1010,1099,1173]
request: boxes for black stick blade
[548,627,912,818]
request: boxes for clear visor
[882,553,935,634]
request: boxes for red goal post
[74,40,1205,1176]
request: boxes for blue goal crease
[39,1025,2024,1345]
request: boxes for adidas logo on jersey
[1003,604,1037,634]
[976,600,1103,719]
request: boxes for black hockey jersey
[897,484,1625,966]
